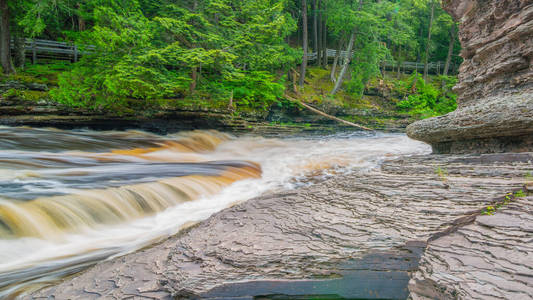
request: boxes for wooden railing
[11,38,94,63]
[12,39,453,74]
[308,49,454,74]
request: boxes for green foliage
[396,73,457,118]
[434,166,448,181]
[222,71,285,110]
[482,206,496,216]
[514,190,526,198]
[526,172,533,181]
[46,0,297,110]
[482,190,526,216]
[347,39,390,97]
[10,0,461,117]
[2,88,48,102]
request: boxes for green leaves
[396,73,457,118]
[47,0,296,110]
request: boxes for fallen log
[284,94,373,131]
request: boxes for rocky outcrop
[27,152,533,299]
[407,93,533,153]
[407,0,533,153]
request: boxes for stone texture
[447,0,533,103]
[407,0,533,153]
[407,93,533,153]
[409,196,533,300]
[27,152,533,299]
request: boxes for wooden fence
[11,38,94,63]
[308,49,454,75]
[12,39,453,74]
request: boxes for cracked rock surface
[28,152,533,299]
[409,196,533,300]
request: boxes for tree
[423,0,435,81]
[322,1,328,67]
[312,0,319,66]
[331,30,355,94]
[330,0,363,95]
[49,0,299,109]
[330,38,343,82]
[443,23,456,76]
[299,0,308,86]
[0,0,14,73]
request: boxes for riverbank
[1,65,456,134]
[27,150,533,299]
[0,94,413,136]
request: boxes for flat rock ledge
[407,92,533,154]
[28,152,533,299]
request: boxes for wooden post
[228,90,234,111]
[73,45,78,62]
[32,39,37,64]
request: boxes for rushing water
[0,126,430,297]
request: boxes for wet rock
[27,152,533,299]
[407,0,533,153]
[0,80,48,92]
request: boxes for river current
[0,126,429,297]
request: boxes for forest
[0,0,461,118]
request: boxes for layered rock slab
[407,93,533,154]
[407,0,533,153]
[409,196,533,300]
[27,153,533,299]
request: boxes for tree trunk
[330,39,343,83]
[443,24,456,76]
[76,3,86,31]
[284,94,372,130]
[316,0,322,66]
[13,34,25,69]
[397,45,402,79]
[312,0,319,65]
[292,69,298,92]
[189,67,197,93]
[299,0,308,87]
[423,0,435,81]
[331,30,355,95]
[0,0,14,74]
[322,11,327,67]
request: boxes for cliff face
[449,0,533,105]
[407,0,533,153]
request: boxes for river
[0,126,429,297]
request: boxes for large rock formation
[407,0,533,153]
